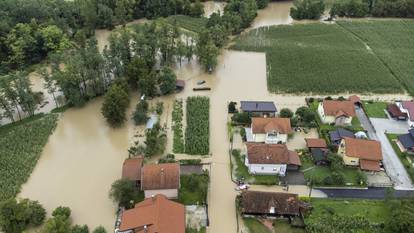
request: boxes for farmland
[185,96,210,155]
[166,15,207,34]
[172,99,185,153]
[0,113,58,201]
[338,20,414,95]
[231,23,403,94]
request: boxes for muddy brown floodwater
[17,2,413,233]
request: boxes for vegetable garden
[172,99,185,153]
[0,114,58,201]
[185,96,209,155]
[231,23,403,94]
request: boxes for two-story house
[245,143,301,176]
[337,137,382,172]
[318,100,356,126]
[246,117,292,144]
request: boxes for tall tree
[158,67,176,95]
[101,81,130,127]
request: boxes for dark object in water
[193,87,211,91]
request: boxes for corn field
[185,96,209,155]
[0,113,58,201]
[172,99,185,153]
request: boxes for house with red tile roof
[396,101,414,127]
[142,163,180,199]
[246,117,292,144]
[122,157,144,187]
[337,138,383,172]
[245,143,301,176]
[317,100,356,126]
[118,194,185,233]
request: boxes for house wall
[318,103,352,125]
[337,140,360,166]
[245,157,286,175]
[335,116,352,126]
[144,189,178,199]
[252,133,288,144]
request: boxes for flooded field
[15,2,414,233]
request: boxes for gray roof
[311,148,329,162]
[329,128,355,142]
[398,132,414,149]
[240,101,277,112]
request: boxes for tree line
[290,0,414,20]
[0,0,205,73]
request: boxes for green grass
[362,101,388,118]
[338,20,414,95]
[274,220,305,233]
[186,227,206,233]
[166,15,207,34]
[231,23,402,94]
[301,155,365,187]
[0,114,59,201]
[386,134,414,182]
[243,218,271,233]
[178,173,209,205]
[232,150,279,185]
[308,198,390,223]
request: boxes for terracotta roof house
[240,101,277,117]
[118,194,185,233]
[387,104,408,120]
[396,101,414,127]
[245,143,301,176]
[142,163,180,199]
[329,128,355,145]
[305,138,327,149]
[240,191,300,217]
[348,95,362,106]
[337,138,382,172]
[397,129,414,154]
[246,117,292,144]
[317,100,356,126]
[122,157,144,187]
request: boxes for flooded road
[251,1,294,28]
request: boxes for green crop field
[338,20,414,95]
[232,23,404,94]
[166,15,207,34]
[0,114,58,201]
[185,96,209,155]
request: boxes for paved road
[356,107,414,190]
[319,187,414,199]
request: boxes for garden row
[185,96,210,155]
[232,21,414,94]
[172,99,185,153]
[0,113,58,201]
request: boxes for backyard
[231,23,403,94]
[179,173,209,205]
[363,101,388,118]
[386,134,414,181]
[231,150,279,185]
[243,218,305,233]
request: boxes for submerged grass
[0,114,59,201]
[232,23,403,94]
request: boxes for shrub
[133,100,149,125]
[156,102,164,115]
[240,127,246,141]
[92,226,107,233]
[279,108,293,118]
[144,123,167,157]
[52,206,71,219]
[330,0,369,18]
[228,102,237,113]
[72,225,89,233]
[231,112,251,125]
[101,82,130,127]
[109,179,140,208]
[290,0,325,20]
[331,172,345,185]
[158,67,177,95]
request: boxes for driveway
[356,107,414,190]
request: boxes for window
[261,167,264,170]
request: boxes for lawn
[308,198,390,223]
[243,218,305,233]
[166,15,207,34]
[178,173,209,205]
[231,23,403,94]
[232,150,279,185]
[338,20,414,95]
[300,154,366,187]
[362,101,388,118]
[386,134,414,182]
[0,113,58,201]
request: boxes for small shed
[310,148,329,166]
[305,138,327,149]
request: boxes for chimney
[160,168,165,188]
[144,225,148,233]
[151,194,155,202]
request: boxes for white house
[142,163,180,199]
[318,100,356,126]
[245,143,301,176]
[246,117,292,144]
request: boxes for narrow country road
[356,107,414,190]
